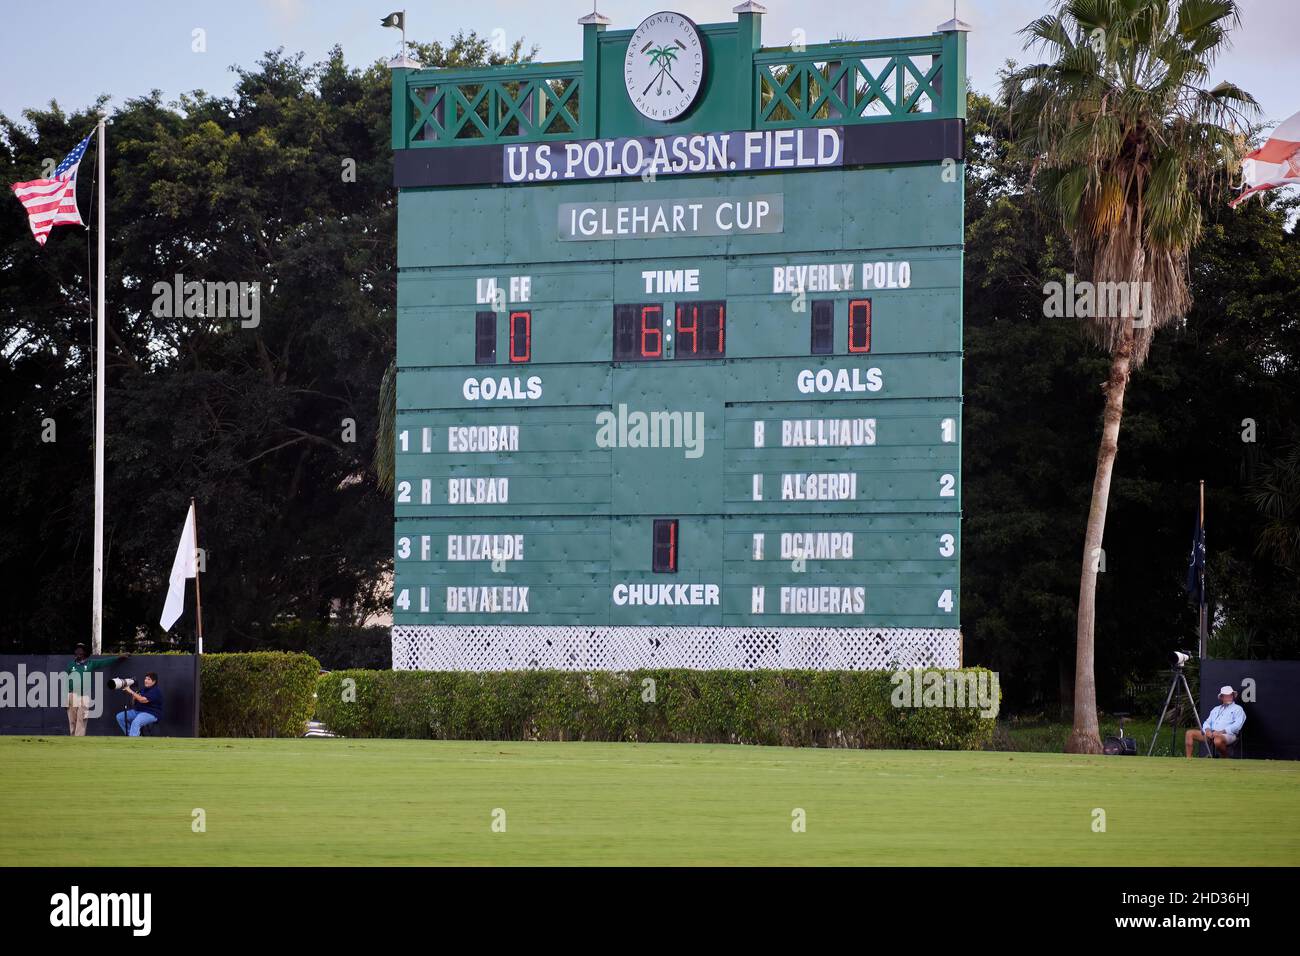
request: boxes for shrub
[200,652,320,737]
[316,668,997,749]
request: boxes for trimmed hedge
[199,652,320,738]
[315,669,997,749]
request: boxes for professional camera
[111,677,135,691]
[1169,650,1193,669]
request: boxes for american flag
[9,130,95,246]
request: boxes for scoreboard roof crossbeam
[391,14,967,150]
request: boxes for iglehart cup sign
[624,12,705,121]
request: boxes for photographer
[115,672,164,737]
[1185,685,1246,757]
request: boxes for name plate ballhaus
[506,127,843,183]
[559,195,783,241]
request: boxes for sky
[0,0,1295,129]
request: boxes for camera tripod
[1148,666,1211,757]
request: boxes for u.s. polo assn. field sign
[389,7,968,671]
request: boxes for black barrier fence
[1200,659,1300,760]
[0,655,199,737]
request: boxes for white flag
[160,503,198,631]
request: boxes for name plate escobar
[559,196,782,241]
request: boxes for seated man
[116,672,164,737]
[1185,685,1245,757]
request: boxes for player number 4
[938,589,954,613]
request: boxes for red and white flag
[9,130,95,245]
[1231,109,1300,208]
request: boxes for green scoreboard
[390,7,967,670]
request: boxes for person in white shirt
[1186,685,1246,757]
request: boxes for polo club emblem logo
[624,13,705,121]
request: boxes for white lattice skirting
[391,625,961,671]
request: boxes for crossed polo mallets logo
[641,38,688,96]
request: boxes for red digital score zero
[848,299,872,353]
[509,311,531,362]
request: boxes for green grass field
[2,736,1297,866]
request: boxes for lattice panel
[391,626,961,671]
[753,48,944,127]
[407,72,582,146]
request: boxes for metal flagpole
[91,112,107,654]
[192,498,205,655]
[1198,480,1208,659]
[191,497,203,736]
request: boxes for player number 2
[939,474,955,497]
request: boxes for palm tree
[1001,0,1255,753]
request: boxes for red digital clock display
[614,301,726,360]
[614,303,663,360]
[674,301,725,358]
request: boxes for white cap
[1219,685,1236,697]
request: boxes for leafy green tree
[1251,440,1300,569]
[0,32,524,652]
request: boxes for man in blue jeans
[116,672,164,737]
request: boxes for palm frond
[1000,0,1257,367]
